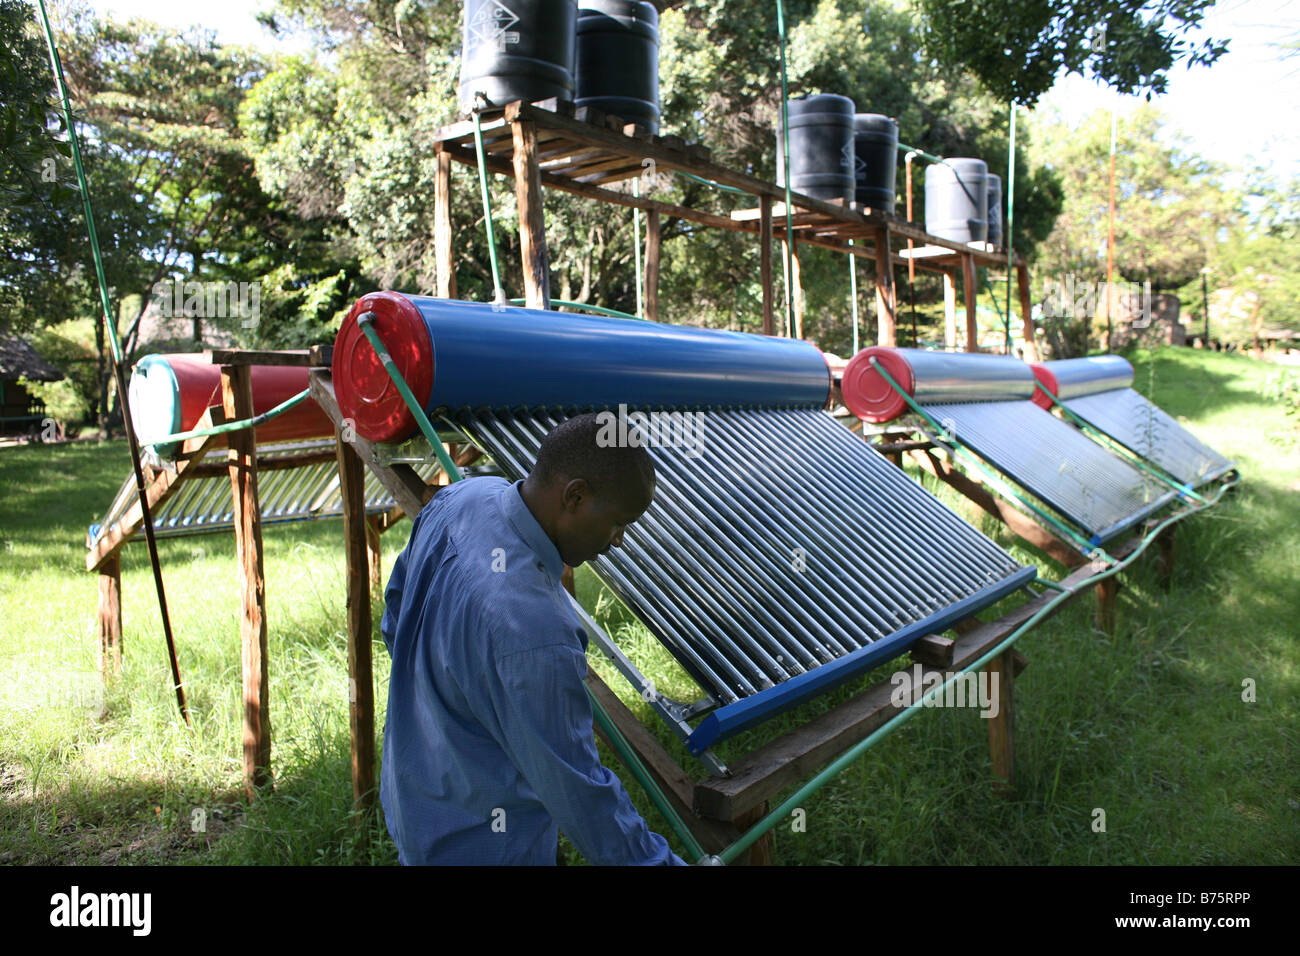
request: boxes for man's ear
[560,478,591,514]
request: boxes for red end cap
[333,291,434,444]
[1029,363,1058,410]
[841,346,915,423]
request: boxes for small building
[0,332,65,436]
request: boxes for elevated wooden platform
[434,99,1038,354]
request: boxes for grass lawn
[1,345,1296,865]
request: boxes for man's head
[520,412,656,567]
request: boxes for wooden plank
[205,348,315,367]
[908,448,1087,569]
[986,650,1015,793]
[307,371,433,525]
[85,407,223,571]
[97,555,122,678]
[512,120,551,310]
[645,210,661,324]
[186,448,339,478]
[1017,261,1038,360]
[760,196,774,336]
[336,433,376,812]
[1157,525,1175,589]
[962,253,979,351]
[308,344,333,367]
[874,226,896,347]
[1095,576,1120,634]
[365,513,383,593]
[910,634,954,667]
[223,365,271,796]
[435,148,457,299]
[943,270,959,349]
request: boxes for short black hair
[532,411,656,500]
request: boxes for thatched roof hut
[0,332,65,384]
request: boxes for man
[380,412,687,865]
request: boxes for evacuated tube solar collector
[334,298,1032,755]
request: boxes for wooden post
[512,120,551,309]
[1017,261,1038,360]
[1095,576,1120,635]
[336,433,376,813]
[731,800,774,866]
[646,210,661,323]
[97,554,122,678]
[986,651,1015,793]
[760,196,774,336]
[222,365,271,796]
[365,514,383,594]
[961,253,979,351]
[943,270,958,349]
[1156,525,1176,590]
[435,147,457,299]
[874,226,896,347]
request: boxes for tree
[1027,104,1239,351]
[914,0,1229,106]
[0,0,79,332]
[1203,176,1300,349]
[25,4,362,427]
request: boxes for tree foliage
[914,0,1229,105]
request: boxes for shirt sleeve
[476,639,689,866]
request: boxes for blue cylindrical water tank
[575,0,660,132]
[459,0,578,113]
[332,292,832,443]
[924,158,988,244]
[776,94,856,203]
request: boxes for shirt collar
[502,479,565,581]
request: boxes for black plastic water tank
[986,173,1003,247]
[575,0,660,132]
[852,114,898,211]
[776,94,856,203]
[459,0,577,113]
[924,157,988,244]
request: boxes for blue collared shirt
[379,476,686,866]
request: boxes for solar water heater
[330,293,1037,763]
[840,347,1181,549]
[1031,355,1235,487]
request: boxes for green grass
[1,346,1297,865]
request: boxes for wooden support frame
[97,554,122,678]
[436,100,1031,320]
[874,226,896,347]
[512,120,551,309]
[961,252,979,352]
[1017,261,1038,361]
[336,432,377,813]
[435,147,457,299]
[221,364,271,796]
[943,270,959,349]
[760,196,774,336]
[645,209,661,323]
